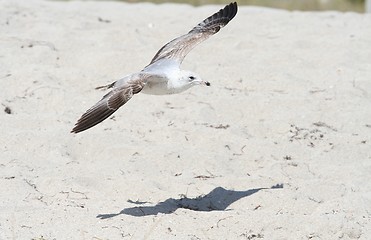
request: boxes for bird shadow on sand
[96,184,283,219]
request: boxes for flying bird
[71,2,238,133]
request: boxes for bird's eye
[189,76,195,80]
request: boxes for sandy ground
[1,0,371,239]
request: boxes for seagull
[71,2,238,133]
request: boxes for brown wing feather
[71,79,145,133]
[149,2,237,65]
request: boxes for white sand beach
[0,0,370,239]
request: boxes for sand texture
[1,0,371,239]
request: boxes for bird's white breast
[141,59,185,95]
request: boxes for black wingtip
[192,1,238,33]
[71,124,84,134]
[222,2,238,22]
[71,126,83,134]
[71,104,117,134]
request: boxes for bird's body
[72,2,238,133]
[114,59,193,95]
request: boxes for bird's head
[179,70,210,88]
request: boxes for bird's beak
[204,81,211,86]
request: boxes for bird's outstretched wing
[71,78,146,133]
[148,2,238,66]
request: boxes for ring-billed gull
[71,2,238,133]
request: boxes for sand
[1,0,371,239]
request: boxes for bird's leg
[95,81,116,90]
